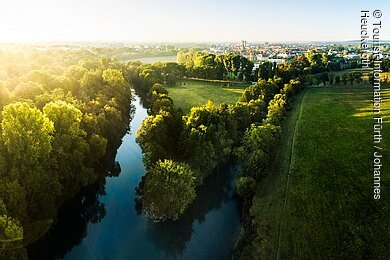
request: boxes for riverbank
[27,96,242,259]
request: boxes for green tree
[341,73,350,86]
[136,110,181,164]
[258,61,275,80]
[0,215,23,240]
[352,72,363,84]
[150,95,174,114]
[43,100,91,191]
[0,82,10,110]
[102,68,126,86]
[223,53,241,79]
[382,57,390,72]
[80,70,104,98]
[142,159,196,221]
[87,133,107,164]
[180,101,233,181]
[240,56,254,81]
[150,83,168,96]
[139,68,163,87]
[0,180,27,223]
[1,102,61,220]
[335,75,341,84]
[176,51,187,65]
[305,50,328,73]
[238,124,281,179]
[266,94,287,125]
[1,102,54,168]
[237,176,256,200]
[281,79,301,98]
[240,78,280,104]
[319,73,329,85]
[0,199,23,242]
[13,82,44,101]
[137,113,170,163]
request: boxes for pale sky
[0,0,389,43]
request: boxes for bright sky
[0,0,389,43]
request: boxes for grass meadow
[167,79,248,113]
[244,86,390,259]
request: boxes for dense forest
[0,46,133,258]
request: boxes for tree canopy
[141,160,196,221]
[0,48,133,250]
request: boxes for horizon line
[1,39,390,45]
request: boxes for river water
[28,96,241,260]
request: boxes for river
[27,96,241,260]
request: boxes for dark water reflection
[145,166,240,259]
[27,96,241,260]
[27,182,107,259]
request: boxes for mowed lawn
[167,79,248,113]
[247,87,390,259]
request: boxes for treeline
[304,71,364,86]
[126,61,185,96]
[177,50,254,81]
[0,49,132,258]
[234,78,303,214]
[174,49,368,85]
[124,50,369,97]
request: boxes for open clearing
[244,87,390,259]
[167,79,248,113]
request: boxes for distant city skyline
[1,0,389,43]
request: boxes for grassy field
[243,87,390,259]
[167,79,248,113]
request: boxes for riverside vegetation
[131,51,306,222]
[0,47,133,258]
[1,45,389,259]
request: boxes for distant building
[256,56,285,64]
[241,40,247,51]
[277,53,293,59]
[268,58,286,64]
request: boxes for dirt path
[276,91,307,260]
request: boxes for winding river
[28,96,241,260]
